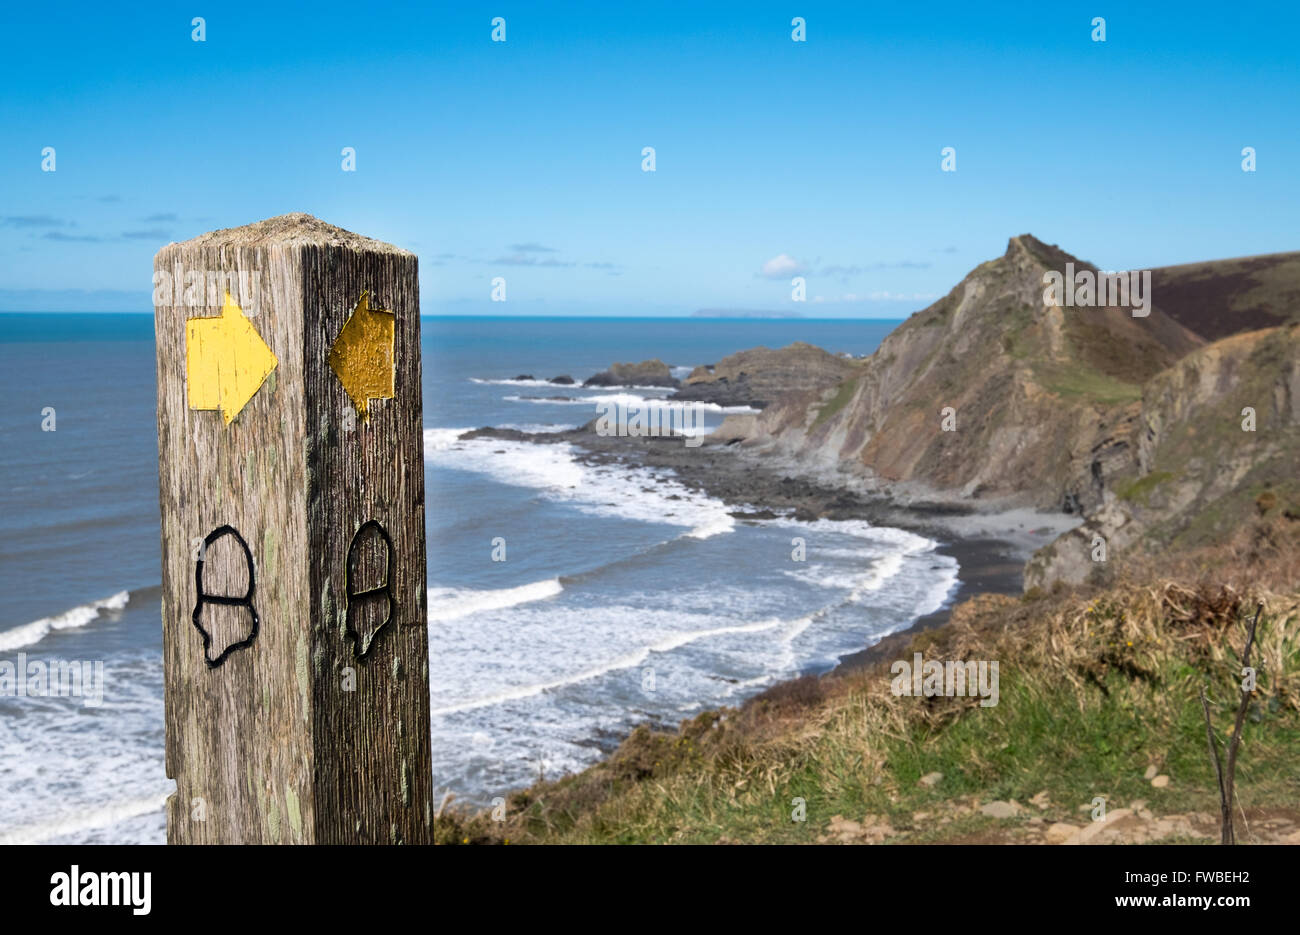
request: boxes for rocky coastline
[459,417,1076,671]
[437,235,1300,845]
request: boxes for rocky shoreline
[459,421,1079,673]
[436,236,1300,845]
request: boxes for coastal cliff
[1026,324,1300,589]
[701,235,1202,510]
[687,236,1300,589]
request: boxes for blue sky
[1,1,1296,316]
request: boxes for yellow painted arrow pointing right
[186,291,278,425]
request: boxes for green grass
[493,665,1295,844]
[1038,363,1143,405]
[1118,471,1176,504]
[437,573,1300,844]
[810,377,859,430]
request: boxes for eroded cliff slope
[691,236,1299,587]
[710,235,1202,510]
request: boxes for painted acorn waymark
[192,525,260,668]
[344,520,395,660]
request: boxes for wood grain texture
[154,214,432,844]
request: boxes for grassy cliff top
[436,519,1300,845]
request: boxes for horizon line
[0,310,912,321]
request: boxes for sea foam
[0,590,130,653]
[428,579,564,624]
[423,428,737,536]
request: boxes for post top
[159,213,414,256]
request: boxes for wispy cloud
[122,229,173,241]
[446,244,614,270]
[809,291,939,304]
[3,215,69,228]
[493,254,575,267]
[141,213,179,223]
[818,260,931,277]
[43,231,102,242]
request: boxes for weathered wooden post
[153,213,433,843]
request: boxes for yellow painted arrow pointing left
[329,291,395,421]
[186,291,278,425]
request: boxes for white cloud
[759,253,806,279]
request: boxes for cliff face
[710,235,1202,509]
[685,235,1300,589]
[1025,324,1300,589]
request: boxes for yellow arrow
[186,291,278,425]
[329,291,395,420]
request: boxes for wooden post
[152,213,433,843]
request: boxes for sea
[0,313,959,844]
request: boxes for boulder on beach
[549,375,576,385]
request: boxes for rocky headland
[676,235,1300,592]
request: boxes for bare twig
[1199,686,1229,840]
[1220,602,1264,845]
